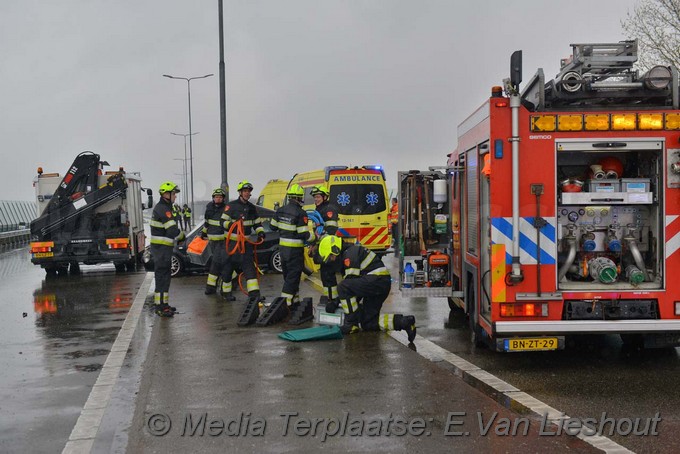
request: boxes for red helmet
[599,157,623,179]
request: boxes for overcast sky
[1,0,639,204]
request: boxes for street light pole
[218,0,229,198]
[163,73,213,219]
[172,158,187,205]
[171,132,198,208]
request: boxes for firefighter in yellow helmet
[202,188,228,296]
[270,184,315,306]
[318,235,416,342]
[310,185,341,303]
[150,181,185,317]
[220,180,265,301]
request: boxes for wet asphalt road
[1,246,679,453]
[126,273,598,453]
[0,246,146,454]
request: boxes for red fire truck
[401,40,680,351]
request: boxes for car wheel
[170,253,184,277]
[270,249,282,273]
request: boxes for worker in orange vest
[388,198,399,254]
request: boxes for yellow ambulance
[288,165,390,252]
[256,179,288,210]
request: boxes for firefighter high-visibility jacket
[340,243,391,278]
[221,198,264,240]
[271,202,314,248]
[150,197,185,246]
[315,200,339,235]
[202,201,226,241]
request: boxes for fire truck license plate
[33,252,54,258]
[505,337,558,352]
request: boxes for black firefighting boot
[155,304,175,317]
[340,311,361,335]
[221,292,236,302]
[204,285,216,295]
[395,314,417,343]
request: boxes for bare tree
[622,0,680,69]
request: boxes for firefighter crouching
[319,235,416,342]
[150,181,185,317]
[271,184,315,306]
[310,185,341,304]
[202,188,228,296]
[221,180,265,301]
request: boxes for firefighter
[388,197,399,254]
[318,235,416,342]
[173,203,184,231]
[150,181,185,317]
[202,188,228,295]
[271,184,315,306]
[309,185,341,303]
[221,180,265,301]
[182,204,192,231]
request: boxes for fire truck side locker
[447,40,680,352]
[397,168,463,303]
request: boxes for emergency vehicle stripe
[490,244,506,303]
[491,217,556,265]
[362,227,389,246]
[665,215,680,259]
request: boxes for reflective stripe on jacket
[341,244,390,278]
[221,198,264,235]
[271,202,314,248]
[151,198,185,246]
[316,200,339,235]
[202,201,226,241]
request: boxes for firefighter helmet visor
[237,180,254,192]
[310,185,330,197]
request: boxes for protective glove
[325,299,339,314]
[257,231,266,241]
[200,232,208,240]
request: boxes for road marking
[389,331,633,454]
[62,272,154,454]
[310,271,630,452]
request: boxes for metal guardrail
[0,200,37,247]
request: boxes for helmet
[159,181,180,194]
[287,183,304,198]
[212,188,226,198]
[237,180,254,192]
[310,185,330,197]
[318,235,342,263]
